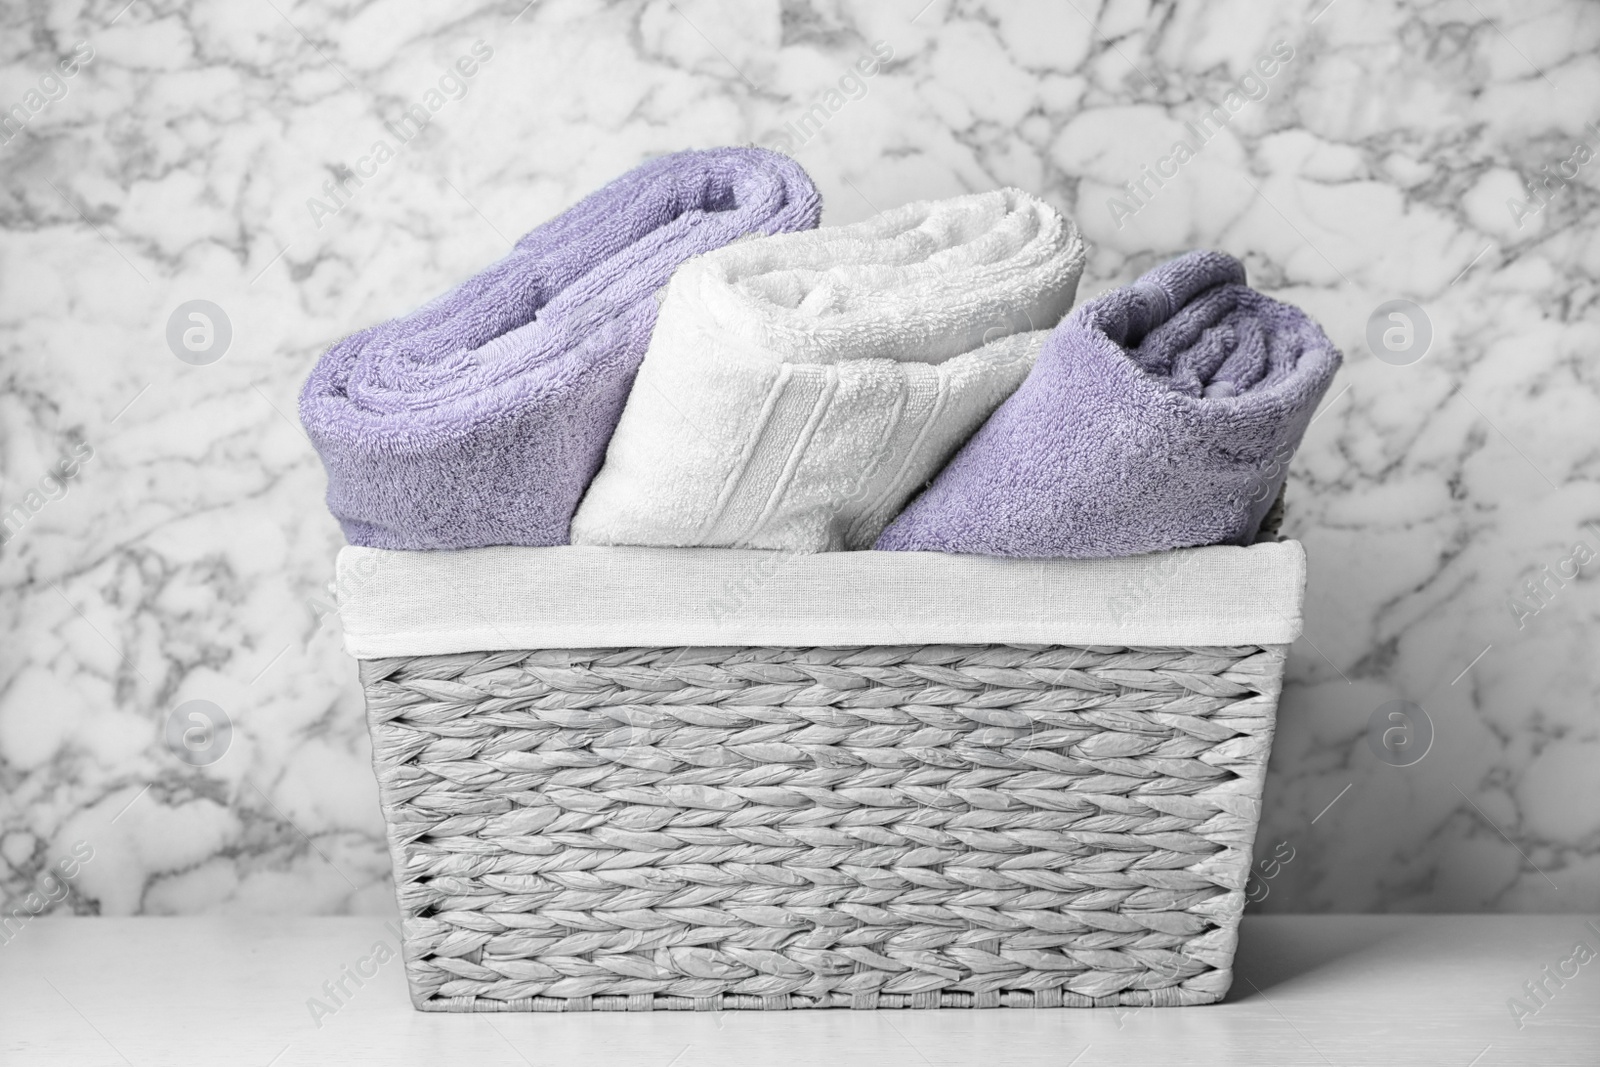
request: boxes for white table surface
[2,915,1596,1066]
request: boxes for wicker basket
[346,543,1303,1012]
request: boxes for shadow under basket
[342,539,1307,1012]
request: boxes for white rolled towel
[569,188,1087,552]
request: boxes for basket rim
[336,540,1305,663]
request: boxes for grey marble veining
[0,0,1596,917]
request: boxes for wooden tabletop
[2,915,1596,1065]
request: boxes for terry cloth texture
[299,147,822,550]
[335,540,1306,657]
[568,188,1087,552]
[875,250,1342,558]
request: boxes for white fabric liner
[337,542,1306,658]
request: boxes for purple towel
[299,148,821,550]
[875,250,1342,558]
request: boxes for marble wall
[1,0,1596,918]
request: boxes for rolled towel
[875,250,1342,558]
[568,188,1086,552]
[298,147,821,550]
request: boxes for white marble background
[1,0,1596,918]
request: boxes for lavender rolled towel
[299,148,821,550]
[875,250,1341,558]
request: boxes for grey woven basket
[360,634,1286,1011]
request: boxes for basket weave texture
[361,641,1285,1011]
